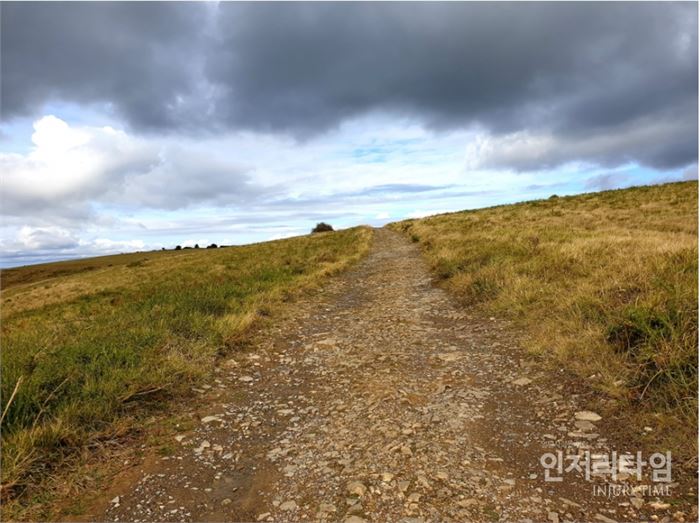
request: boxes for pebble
[347,481,367,497]
[574,410,602,422]
[319,502,337,513]
[279,500,298,511]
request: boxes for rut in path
[99,229,683,523]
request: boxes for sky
[1,2,697,267]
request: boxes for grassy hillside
[0,227,372,506]
[389,182,697,450]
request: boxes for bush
[311,222,334,233]
[175,245,182,250]
[207,244,218,249]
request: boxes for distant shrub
[175,245,182,250]
[311,222,334,233]
[549,194,559,199]
[207,243,218,249]
[194,244,200,249]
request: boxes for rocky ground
[93,229,696,523]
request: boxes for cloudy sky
[1,2,697,267]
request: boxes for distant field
[389,182,698,452]
[1,250,186,291]
[0,227,372,507]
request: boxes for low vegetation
[311,222,334,233]
[389,182,697,454]
[0,226,372,511]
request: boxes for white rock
[512,377,532,386]
[574,420,596,431]
[574,410,602,422]
[595,514,618,523]
[279,500,298,511]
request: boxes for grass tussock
[0,226,372,510]
[389,182,697,450]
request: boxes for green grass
[389,182,697,455]
[0,227,372,509]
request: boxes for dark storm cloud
[1,2,211,130]
[2,2,697,169]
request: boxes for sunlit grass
[0,226,373,507]
[389,182,697,454]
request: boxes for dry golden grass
[389,182,697,454]
[0,227,373,515]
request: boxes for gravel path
[100,229,693,523]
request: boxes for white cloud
[267,231,300,241]
[682,164,698,180]
[465,117,696,172]
[16,225,79,250]
[1,111,692,268]
[0,115,259,219]
[405,209,450,219]
[1,115,156,217]
[91,238,145,251]
[0,225,152,266]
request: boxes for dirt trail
[97,229,692,523]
